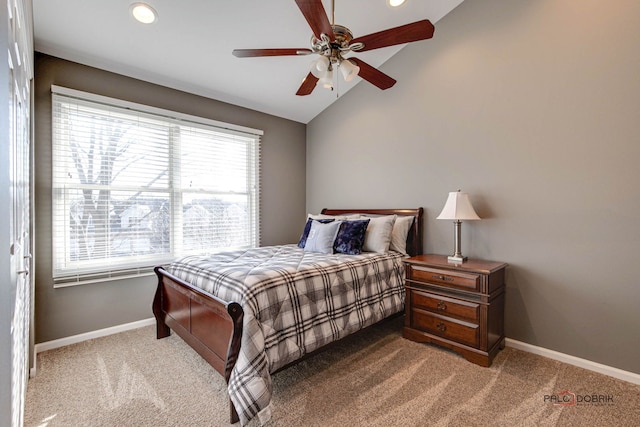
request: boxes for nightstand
[403,254,507,367]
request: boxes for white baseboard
[35,317,155,354]
[505,338,640,385]
[32,317,156,377]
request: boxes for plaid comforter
[167,244,406,425]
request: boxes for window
[51,86,261,285]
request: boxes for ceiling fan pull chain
[336,61,342,97]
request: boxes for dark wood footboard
[153,266,243,423]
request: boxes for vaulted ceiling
[33,0,464,123]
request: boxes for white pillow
[389,215,414,255]
[304,220,343,254]
[362,215,396,253]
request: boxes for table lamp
[437,190,481,263]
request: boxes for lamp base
[448,255,467,263]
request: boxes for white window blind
[51,86,261,286]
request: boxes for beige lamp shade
[437,191,481,221]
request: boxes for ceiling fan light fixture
[309,57,328,78]
[315,55,330,72]
[130,2,157,24]
[318,70,334,89]
[339,59,360,82]
[309,63,321,78]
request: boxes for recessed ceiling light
[389,0,407,7]
[130,3,157,24]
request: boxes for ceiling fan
[232,0,435,96]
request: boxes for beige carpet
[25,317,640,426]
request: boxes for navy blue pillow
[333,219,370,255]
[298,218,335,248]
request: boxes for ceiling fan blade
[232,48,313,58]
[295,0,335,40]
[349,58,396,90]
[296,73,319,96]
[351,19,435,52]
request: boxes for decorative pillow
[389,215,414,255]
[298,218,334,248]
[362,215,396,253]
[333,219,370,255]
[304,220,343,254]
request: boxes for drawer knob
[436,322,447,332]
[437,301,447,311]
[432,274,453,282]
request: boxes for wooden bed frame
[152,208,424,423]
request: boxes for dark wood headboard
[320,208,424,257]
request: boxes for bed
[152,208,424,425]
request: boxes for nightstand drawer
[410,290,479,323]
[408,265,480,292]
[411,309,479,347]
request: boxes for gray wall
[34,53,306,343]
[307,0,640,374]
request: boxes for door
[6,0,33,425]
